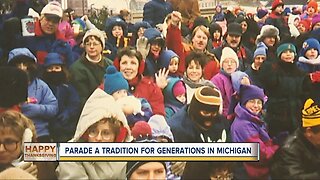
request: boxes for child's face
[280,50,295,63]
[46,65,62,72]
[112,25,123,38]
[176,93,186,104]
[254,55,266,67]
[213,30,221,40]
[137,27,146,38]
[87,121,116,142]
[186,60,203,82]
[305,48,319,59]
[0,128,21,165]
[112,89,128,101]
[168,57,179,73]
[222,58,237,74]
[245,99,263,115]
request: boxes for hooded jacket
[163,78,185,119]
[143,0,173,27]
[56,88,132,179]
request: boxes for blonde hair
[192,25,210,39]
[0,111,37,142]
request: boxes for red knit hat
[308,0,318,13]
[271,0,284,10]
[173,81,186,97]
[131,121,152,139]
[299,19,311,31]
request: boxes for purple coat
[210,72,233,116]
[231,104,279,179]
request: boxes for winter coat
[245,65,264,89]
[271,129,320,179]
[168,106,230,142]
[24,20,75,67]
[210,72,234,117]
[258,60,313,137]
[128,76,165,116]
[69,55,113,107]
[231,104,279,179]
[58,20,76,48]
[48,83,80,142]
[21,78,58,137]
[213,42,253,72]
[56,88,131,179]
[166,24,220,79]
[143,0,173,27]
[163,77,185,119]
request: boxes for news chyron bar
[23,143,259,161]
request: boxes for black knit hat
[0,67,28,108]
[126,161,166,178]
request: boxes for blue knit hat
[240,85,264,106]
[104,65,129,95]
[44,53,64,67]
[254,44,267,58]
[299,38,320,57]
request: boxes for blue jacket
[168,106,230,142]
[48,83,81,141]
[143,0,173,27]
[21,78,58,137]
[163,77,185,119]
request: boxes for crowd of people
[0,0,320,179]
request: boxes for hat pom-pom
[106,65,117,74]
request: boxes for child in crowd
[104,65,153,127]
[297,38,320,72]
[211,47,239,117]
[231,85,279,179]
[7,48,58,142]
[209,22,223,50]
[42,52,81,142]
[56,88,131,179]
[159,50,181,77]
[163,78,187,119]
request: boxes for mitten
[310,71,320,83]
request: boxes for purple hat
[312,14,320,28]
[240,85,264,106]
[257,9,268,19]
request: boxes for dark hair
[185,51,207,70]
[117,46,143,63]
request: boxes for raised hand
[155,68,169,89]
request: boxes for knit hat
[240,84,264,106]
[131,121,152,139]
[173,81,186,97]
[299,38,320,57]
[148,115,174,142]
[82,28,106,49]
[0,67,28,108]
[43,52,64,68]
[308,0,318,13]
[299,19,311,32]
[254,44,267,58]
[256,25,280,44]
[231,71,249,93]
[40,1,63,19]
[220,47,239,68]
[302,98,320,127]
[312,14,320,29]
[276,43,297,57]
[104,65,129,95]
[209,22,222,38]
[189,86,222,117]
[257,9,268,19]
[226,23,242,36]
[126,162,166,179]
[271,0,284,11]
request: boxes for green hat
[276,43,297,57]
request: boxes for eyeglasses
[0,140,20,152]
[84,42,101,47]
[44,16,61,24]
[88,129,114,140]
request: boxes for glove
[170,161,186,176]
[272,131,289,146]
[136,37,150,60]
[310,71,320,83]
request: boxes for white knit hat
[220,47,239,68]
[41,1,63,18]
[82,29,106,49]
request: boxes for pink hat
[173,81,186,97]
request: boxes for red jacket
[166,24,220,79]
